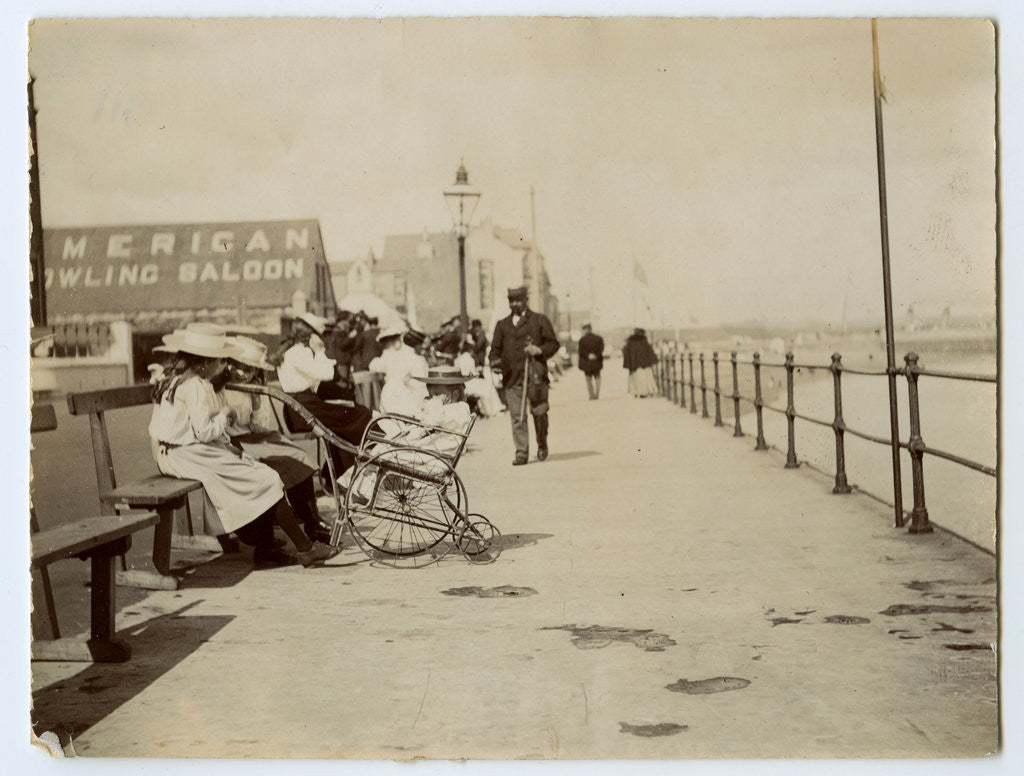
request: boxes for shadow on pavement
[172,551,256,589]
[537,450,602,463]
[499,532,554,552]
[31,601,233,749]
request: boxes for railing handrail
[657,346,997,543]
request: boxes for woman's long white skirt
[628,367,659,398]
[156,440,284,535]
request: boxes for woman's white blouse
[277,343,336,393]
[148,376,230,445]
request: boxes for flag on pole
[633,259,647,285]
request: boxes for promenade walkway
[29,366,998,760]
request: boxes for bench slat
[31,512,160,569]
[67,383,152,415]
[103,475,202,505]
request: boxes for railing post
[730,351,743,437]
[830,353,852,494]
[670,352,678,406]
[679,352,688,409]
[660,353,667,402]
[712,352,723,426]
[699,353,709,418]
[752,352,768,450]
[688,353,697,414]
[678,351,685,408]
[904,353,933,534]
[784,352,799,468]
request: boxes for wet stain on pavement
[879,604,991,616]
[769,617,803,627]
[794,610,816,616]
[932,622,975,634]
[823,615,871,625]
[667,677,751,694]
[442,585,538,598]
[619,722,688,737]
[944,644,992,651]
[541,625,676,651]
[898,635,922,640]
[904,580,960,591]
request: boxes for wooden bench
[66,384,237,591]
[32,511,160,662]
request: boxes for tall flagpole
[871,19,905,528]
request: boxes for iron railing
[657,348,996,537]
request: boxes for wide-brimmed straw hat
[159,323,242,359]
[411,365,473,385]
[227,336,274,370]
[292,311,329,335]
[376,323,407,342]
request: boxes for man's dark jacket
[490,309,559,387]
[576,332,605,375]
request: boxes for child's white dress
[149,375,284,535]
[368,345,428,417]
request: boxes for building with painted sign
[42,219,336,334]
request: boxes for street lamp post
[443,160,482,338]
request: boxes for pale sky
[25,13,997,329]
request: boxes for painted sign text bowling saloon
[42,220,327,315]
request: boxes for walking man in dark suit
[576,323,605,400]
[489,286,559,465]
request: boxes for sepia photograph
[7,0,1020,771]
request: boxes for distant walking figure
[576,323,605,400]
[622,328,659,398]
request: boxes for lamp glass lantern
[443,161,481,336]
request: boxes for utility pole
[871,19,905,528]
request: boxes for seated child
[220,335,333,546]
[338,366,474,501]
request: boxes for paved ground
[26,366,1000,761]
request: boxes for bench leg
[86,552,131,663]
[32,538,133,663]
[115,505,181,591]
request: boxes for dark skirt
[284,388,373,474]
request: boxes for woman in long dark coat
[622,328,659,398]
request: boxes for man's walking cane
[519,355,530,423]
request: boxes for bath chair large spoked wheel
[345,447,467,568]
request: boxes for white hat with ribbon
[227,336,274,370]
[159,323,242,359]
[293,311,329,335]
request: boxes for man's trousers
[504,380,549,460]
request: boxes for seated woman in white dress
[272,311,374,476]
[367,324,428,417]
[148,323,339,568]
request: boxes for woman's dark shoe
[298,541,341,567]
